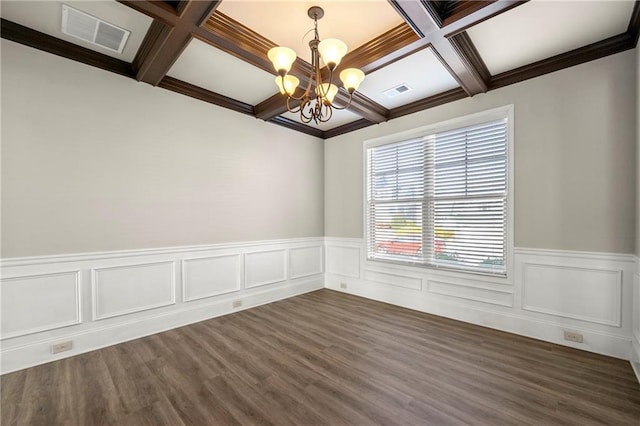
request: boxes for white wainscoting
[0,238,324,374]
[244,249,287,288]
[427,279,513,307]
[324,238,636,361]
[1,271,81,339]
[364,269,422,291]
[92,261,176,320]
[2,237,635,377]
[632,256,640,383]
[325,241,360,278]
[521,263,621,326]
[182,254,241,302]
[290,246,323,279]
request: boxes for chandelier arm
[300,101,314,123]
[315,54,328,98]
[297,48,317,101]
[327,89,354,111]
[315,67,328,100]
[311,99,319,124]
[283,85,311,102]
[318,101,333,123]
[285,95,304,114]
[279,75,304,102]
[299,69,314,100]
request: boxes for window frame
[363,105,514,280]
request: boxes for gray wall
[1,40,325,257]
[637,46,640,257]
[2,40,637,257]
[325,50,637,254]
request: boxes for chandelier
[266,6,365,124]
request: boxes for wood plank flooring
[2,289,639,425]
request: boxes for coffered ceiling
[1,1,639,139]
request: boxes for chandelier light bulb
[339,68,365,93]
[275,75,300,96]
[317,38,347,70]
[267,46,297,75]
[316,83,338,104]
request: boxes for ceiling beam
[0,19,134,78]
[127,1,221,86]
[18,0,634,140]
[387,0,527,96]
[131,20,173,82]
[448,31,491,87]
[329,24,421,75]
[440,1,504,29]
[323,86,470,139]
[491,0,639,89]
[158,76,255,116]
[388,87,468,120]
[267,116,325,138]
[198,12,277,74]
[489,32,637,90]
[428,36,488,95]
[117,1,181,26]
[629,0,640,47]
[436,0,529,37]
[323,119,375,139]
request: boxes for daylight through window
[366,112,510,275]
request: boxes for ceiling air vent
[61,4,130,54]
[383,84,412,98]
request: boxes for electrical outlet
[564,331,583,343]
[340,282,347,289]
[232,300,242,308]
[51,341,73,354]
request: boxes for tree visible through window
[366,113,509,275]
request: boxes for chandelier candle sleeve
[265,5,365,125]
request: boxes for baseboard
[632,337,640,384]
[632,329,640,384]
[1,278,322,374]
[632,362,640,384]
[633,261,640,383]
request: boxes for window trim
[362,105,514,280]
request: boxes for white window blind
[366,118,508,275]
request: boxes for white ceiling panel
[217,0,403,64]
[281,107,361,131]
[167,38,278,105]
[0,0,151,62]
[357,47,459,109]
[467,0,635,75]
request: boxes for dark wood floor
[2,289,639,425]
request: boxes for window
[366,107,512,276]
